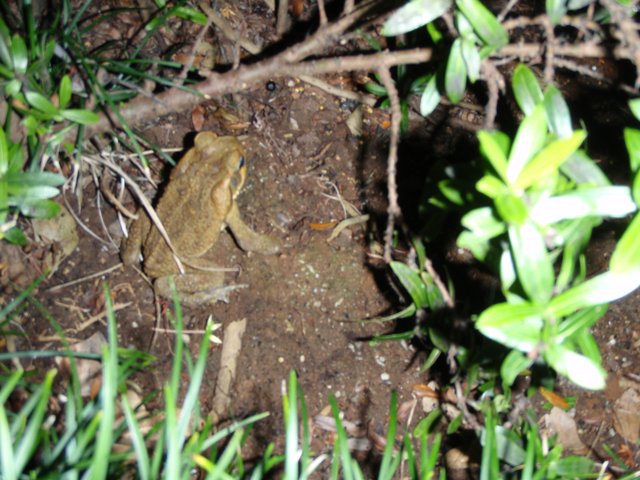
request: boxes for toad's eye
[238,156,245,170]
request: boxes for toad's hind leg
[154,272,246,305]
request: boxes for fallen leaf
[191,105,206,131]
[613,388,640,443]
[616,443,635,469]
[542,407,587,455]
[539,386,570,409]
[56,332,106,397]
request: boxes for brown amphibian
[121,132,280,305]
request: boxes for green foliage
[0,2,98,243]
[386,64,639,391]
[0,129,64,244]
[380,0,508,115]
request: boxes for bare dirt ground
[2,0,640,474]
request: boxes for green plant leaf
[548,269,640,318]
[460,207,506,240]
[382,0,452,36]
[445,39,467,104]
[492,426,527,466]
[173,6,208,25]
[561,150,610,186]
[59,75,72,109]
[3,226,27,245]
[624,127,640,173]
[610,212,640,274]
[390,261,431,309]
[514,130,587,190]
[501,350,533,388]
[629,98,640,122]
[8,184,61,203]
[496,193,528,224]
[461,39,480,83]
[419,75,440,116]
[18,199,61,218]
[530,186,636,225]
[633,172,640,207]
[0,129,7,177]
[476,302,543,351]
[509,223,554,304]
[512,65,543,116]
[477,131,509,181]
[7,171,65,187]
[476,174,506,199]
[10,34,28,74]
[456,0,508,49]
[61,109,100,125]
[543,85,572,138]
[546,0,567,24]
[545,344,606,390]
[457,230,490,261]
[555,456,596,476]
[507,105,547,183]
[557,304,607,343]
[363,80,388,97]
[25,91,59,117]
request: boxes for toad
[121,132,281,305]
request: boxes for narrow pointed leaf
[476,302,543,351]
[25,91,59,116]
[548,270,640,317]
[445,39,467,103]
[461,39,480,83]
[390,261,430,309]
[420,75,440,116]
[624,128,640,173]
[512,65,543,115]
[59,75,72,109]
[529,186,636,224]
[456,0,508,48]
[61,109,100,125]
[610,212,640,274]
[629,98,640,121]
[544,85,572,138]
[477,130,509,180]
[10,34,27,74]
[382,0,452,36]
[509,223,554,304]
[514,130,587,189]
[545,345,606,390]
[507,105,547,183]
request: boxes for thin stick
[376,67,401,264]
[47,263,124,292]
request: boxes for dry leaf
[191,105,206,131]
[542,407,587,455]
[539,386,570,409]
[56,332,106,397]
[613,388,640,443]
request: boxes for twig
[276,0,290,35]
[299,74,377,106]
[81,47,432,140]
[70,302,132,333]
[47,263,124,292]
[318,0,328,26]
[541,15,555,83]
[480,60,503,129]
[376,67,401,264]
